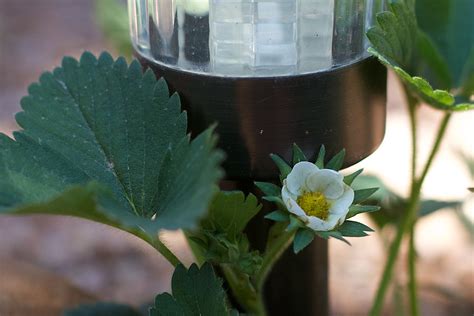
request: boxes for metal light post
[129,0,387,314]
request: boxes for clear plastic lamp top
[129,0,385,77]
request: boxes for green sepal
[264,210,290,222]
[346,205,381,219]
[270,154,292,181]
[293,229,315,254]
[315,145,326,168]
[338,220,374,237]
[344,169,364,186]
[292,143,307,165]
[254,181,281,197]
[316,230,350,245]
[325,149,346,171]
[286,215,304,232]
[262,196,286,209]
[353,188,379,203]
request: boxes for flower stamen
[297,192,330,220]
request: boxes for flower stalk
[221,264,267,316]
[255,224,298,291]
[369,98,452,315]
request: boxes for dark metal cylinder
[137,55,387,181]
[138,54,387,315]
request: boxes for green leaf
[292,143,307,165]
[415,30,452,89]
[415,0,474,88]
[95,0,133,59]
[344,168,364,186]
[0,52,224,239]
[293,229,315,253]
[325,149,346,171]
[367,0,474,111]
[201,191,261,240]
[270,154,292,181]
[353,188,379,204]
[338,220,374,237]
[366,1,417,68]
[64,303,142,316]
[150,263,230,316]
[264,210,289,222]
[315,145,326,168]
[346,205,381,219]
[368,48,458,110]
[254,181,281,197]
[459,52,474,98]
[418,200,461,217]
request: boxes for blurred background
[0,0,472,315]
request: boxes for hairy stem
[406,86,418,182]
[221,264,267,316]
[408,225,419,316]
[135,231,183,267]
[369,111,452,316]
[406,86,420,316]
[254,224,298,291]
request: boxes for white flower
[282,162,354,231]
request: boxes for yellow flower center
[297,191,330,220]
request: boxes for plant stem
[153,237,183,267]
[408,225,419,316]
[221,264,267,316]
[406,86,418,182]
[135,231,183,267]
[417,113,452,186]
[369,112,452,316]
[406,86,420,316]
[254,224,298,291]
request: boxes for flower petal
[328,184,354,220]
[285,161,319,195]
[282,187,306,217]
[306,216,339,231]
[306,169,344,199]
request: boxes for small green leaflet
[64,303,142,316]
[0,52,224,241]
[151,263,230,316]
[367,0,474,111]
[188,191,263,274]
[201,191,261,240]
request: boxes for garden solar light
[128,0,387,314]
[129,0,387,180]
